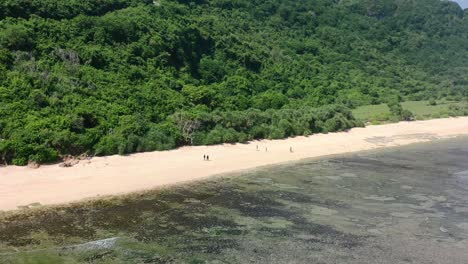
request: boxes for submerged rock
[440,226,448,233]
[364,195,396,202]
[64,237,119,251]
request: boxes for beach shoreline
[1,117,468,212]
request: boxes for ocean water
[1,137,468,263]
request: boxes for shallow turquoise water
[1,137,468,263]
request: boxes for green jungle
[0,0,467,165]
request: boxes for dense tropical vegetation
[0,0,467,165]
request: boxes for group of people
[256,145,269,152]
[203,154,210,161]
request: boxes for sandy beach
[1,117,468,212]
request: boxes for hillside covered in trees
[0,0,467,165]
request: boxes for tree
[0,140,12,165]
[171,112,201,145]
[387,101,403,117]
[182,84,214,106]
[0,24,35,51]
[253,91,289,110]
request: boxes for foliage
[353,100,468,123]
[0,0,467,164]
[400,109,415,121]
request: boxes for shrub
[387,102,403,116]
[400,110,415,121]
[268,127,285,139]
[94,135,122,156]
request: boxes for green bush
[400,110,415,121]
[94,134,123,156]
[268,127,285,139]
[388,102,403,117]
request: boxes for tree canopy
[0,0,467,165]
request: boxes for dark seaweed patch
[333,157,414,171]
[259,190,350,210]
[292,216,364,249]
[178,237,238,254]
[208,186,294,218]
[0,208,96,246]
[134,209,241,241]
[265,190,314,203]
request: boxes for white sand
[1,117,468,212]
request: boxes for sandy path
[1,117,468,211]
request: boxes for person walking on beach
[203,154,206,161]
[290,146,293,153]
[256,145,259,151]
[265,147,268,152]
[206,155,210,161]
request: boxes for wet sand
[1,117,468,211]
